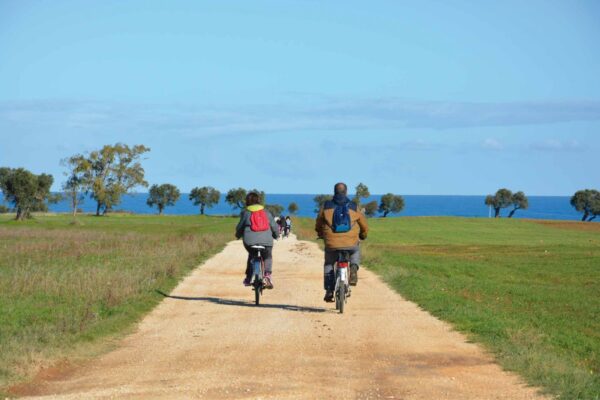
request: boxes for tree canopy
[364,200,378,217]
[378,193,405,217]
[189,186,220,215]
[265,204,284,216]
[147,184,180,215]
[313,194,332,213]
[288,202,299,215]
[485,188,513,218]
[353,182,370,207]
[61,155,90,217]
[0,167,55,220]
[66,143,150,215]
[571,189,600,222]
[225,188,265,210]
[508,191,529,218]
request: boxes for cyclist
[315,182,368,302]
[235,192,279,288]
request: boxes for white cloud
[482,138,504,150]
[530,139,582,152]
[2,98,600,137]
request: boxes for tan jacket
[315,197,368,249]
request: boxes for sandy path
[23,235,545,399]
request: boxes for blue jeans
[244,244,273,279]
[323,246,360,291]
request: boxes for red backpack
[250,209,269,232]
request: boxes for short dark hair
[246,192,260,206]
[334,182,348,196]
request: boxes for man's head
[333,182,348,196]
[245,192,260,206]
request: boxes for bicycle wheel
[338,283,345,314]
[254,275,261,305]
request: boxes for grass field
[0,213,235,394]
[295,217,600,400]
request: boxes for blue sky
[1,0,599,195]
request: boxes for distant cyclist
[315,182,368,302]
[278,214,286,235]
[284,216,292,237]
[235,192,279,288]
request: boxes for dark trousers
[244,244,273,279]
[323,246,360,291]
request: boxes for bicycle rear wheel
[338,283,345,314]
[254,276,261,305]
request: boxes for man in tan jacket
[315,182,369,302]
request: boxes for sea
[1,193,587,221]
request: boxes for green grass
[0,213,235,393]
[294,216,600,400]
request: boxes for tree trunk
[582,211,589,222]
[383,211,389,217]
[494,207,500,218]
[159,205,164,215]
[508,207,518,218]
[200,204,205,215]
[588,215,597,222]
[72,196,78,217]
[96,201,102,216]
[16,206,29,221]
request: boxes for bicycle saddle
[251,245,266,249]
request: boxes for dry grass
[0,214,234,393]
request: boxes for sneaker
[264,273,274,289]
[323,290,334,302]
[243,277,251,287]
[350,264,358,286]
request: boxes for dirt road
[23,235,545,399]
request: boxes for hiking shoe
[243,277,252,287]
[264,273,274,289]
[350,264,358,286]
[323,290,334,303]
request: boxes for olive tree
[61,155,90,217]
[589,192,600,222]
[226,188,265,210]
[265,204,284,216]
[508,191,529,218]
[189,186,220,215]
[147,184,180,215]
[288,202,299,215]
[0,167,55,220]
[485,188,513,218]
[353,182,370,207]
[378,193,405,217]
[313,194,332,213]
[66,144,150,216]
[364,200,378,217]
[571,189,600,222]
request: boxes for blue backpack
[332,202,352,233]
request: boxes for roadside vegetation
[294,216,600,399]
[0,213,234,394]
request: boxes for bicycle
[334,250,351,314]
[250,245,267,305]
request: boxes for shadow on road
[156,290,327,313]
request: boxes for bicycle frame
[250,246,265,305]
[333,250,350,313]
